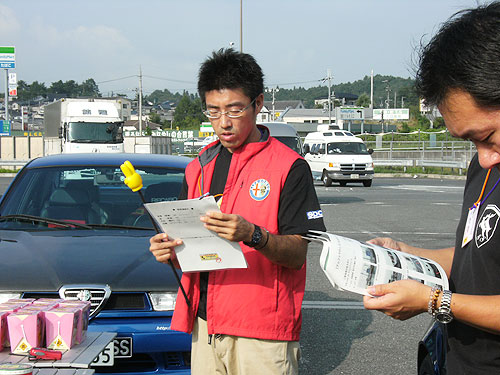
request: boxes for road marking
[302,300,365,309]
[381,185,463,194]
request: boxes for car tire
[322,172,332,187]
[363,180,373,187]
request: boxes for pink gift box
[0,311,9,351]
[45,308,79,350]
[58,301,90,344]
[7,311,43,354]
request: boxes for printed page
[307,231,448,296]
[144,196,248,272]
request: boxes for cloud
[0,5,21,36]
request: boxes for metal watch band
[435,289,453,324]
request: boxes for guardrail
[372,158,468,174]
[415,159,467,174]
[373,159,414,172]
[0,160,29,168]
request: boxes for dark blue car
[0,153,192,374]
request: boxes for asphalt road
[300,176,465,374]
[0,175,466,375]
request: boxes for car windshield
[0,165,184,230]
[327,142,368,154]
[274,136,302,154]
[68,122,122,143]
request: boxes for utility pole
[370,69,374,109]
[325,69,333,125]
[4,69,9,123]
[138,66,143,134]
[394,91,397,108]
[266,87,280,120]
[240,0,243,52]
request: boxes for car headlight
[328,162,340,169]
[367,162,374,170]
[149,292,177,311]
[0,293,22,304]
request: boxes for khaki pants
[191,317,300,375]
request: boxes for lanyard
[473,169,491,208]
[473,168,500,208]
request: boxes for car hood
[0,229,181,293]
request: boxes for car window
[273,136,302,154]
[327,142,369,154]
[0,165,185,229]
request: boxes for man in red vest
[150,48,325,374]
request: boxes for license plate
[114,337,133,358]
[350,174,360,179]
[92,337,132,367]
[92,341,114,367]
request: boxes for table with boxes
[0,298,115,375]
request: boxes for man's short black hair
[416,1,500,108]
[198,48,264,105]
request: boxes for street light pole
[139,66,143,134]
[240,0,243,52]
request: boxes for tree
[149,112,162,124]
[79,78,100,97]
[356,93,371,107]
[173,94,206,130]
[17,80,47,102]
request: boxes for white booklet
[144,196,248,273]
[304,231,449,296]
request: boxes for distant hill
[264,75,418,109]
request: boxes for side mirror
[368,148,374,155]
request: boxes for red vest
[171,130,305,341]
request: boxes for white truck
[44,98,124,154]
[303,129,374,187]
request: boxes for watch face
[436,312,453,324]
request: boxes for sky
[0,0,489,98]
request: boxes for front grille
[94,353,157,373]
[340,163,366,172]
[106,293,146,310]
[93,352,191,373]
[59,284,111,318]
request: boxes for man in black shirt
[363,2,500,373]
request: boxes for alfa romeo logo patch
[249,179,270,201]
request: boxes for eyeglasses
[203,98,256,119]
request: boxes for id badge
[462,204,479,247]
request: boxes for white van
[303,130,374,187]
[261,122,303,155]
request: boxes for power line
[267,79,324,87]
[143,75,195,85]
[97,75,137,84]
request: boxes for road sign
[373,108,409,120]
[8,85,17,97]
[0,121,11,136]
[0,46,15,69]
[8,72,16,85]
[337,107,364,120]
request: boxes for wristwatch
[244,225,263,248]
[435,290,453,324]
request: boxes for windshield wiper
[85,223,153,230]
[0,214,93,229]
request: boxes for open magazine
[304,231,449,296]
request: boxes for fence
[369,140,475,174]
